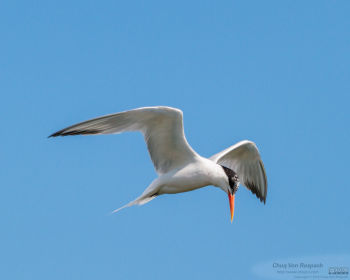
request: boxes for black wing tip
[48,132,60,138]
[246,181,266,204]
[48,129,102,138]
[258,194,266,204]
[48,130,68,138]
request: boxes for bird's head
[220,165,240,222]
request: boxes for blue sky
[1,1,349,279]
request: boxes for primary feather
[50,106,199,174]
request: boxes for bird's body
[50,106,267,221]
[142,157,224,195]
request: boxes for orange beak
[228,193,235,222]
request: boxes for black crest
[221,165,239,193]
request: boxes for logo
[329,266,349,275]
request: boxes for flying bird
[50,106,267,221]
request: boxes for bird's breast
[157,161,213,194]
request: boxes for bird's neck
[203,159,228,188]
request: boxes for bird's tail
[111,194,157,214]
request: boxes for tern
[50,106,267,221]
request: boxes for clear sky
[1,1,349,279]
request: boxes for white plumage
[50,106,267,220]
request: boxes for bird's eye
[234,175,239,181]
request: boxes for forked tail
[111,194,157,214]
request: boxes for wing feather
[50,106,198,174]
[210,140,267,203]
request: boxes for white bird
[50,106,267,221]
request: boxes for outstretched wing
[50,106,199,174]
[210,140,267,203]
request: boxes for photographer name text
[273,262,323,270]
